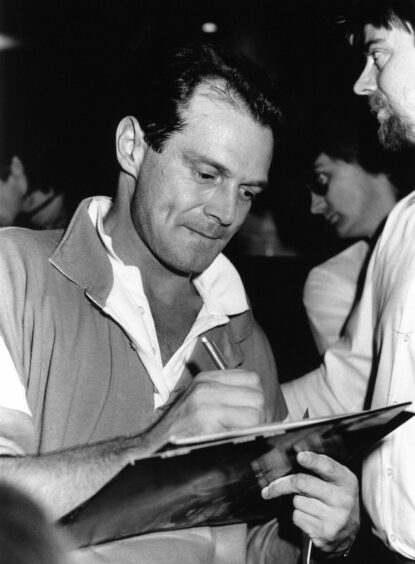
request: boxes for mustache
[369,94,388,113]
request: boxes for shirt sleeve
[303,241,369,355]
[0,336,33,455]
[0,336,31,415]
[282,248,376,421]
[0,231,36,454]
[248,321,288,423]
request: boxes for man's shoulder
[227,308,255,341]
[375,190,415,257]
[386,191,415,228]
[0,226,63,263]
[306,241,369,289]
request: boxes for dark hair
[309,115,389,173]
[307,110,415,199]
[345,0,415,47]
[139,42,281,152]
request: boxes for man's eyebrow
[250,178,269,190]
[183,151,231,176]
[183,150,269,189]
[364,37,385,54]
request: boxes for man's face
[309,153,387,238]
[131,86,274,274]
[354,23,415,150]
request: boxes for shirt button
[404,335,409,342]
[390,534,397,543]
[386,468,393,477]
[138,306,145,315]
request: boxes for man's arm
[282,250,377,421]
[303,240,369,355]
[0,369,266,519]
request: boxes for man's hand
[261,451,359,556]
[163,369,266,439]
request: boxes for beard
[369,94,415,151]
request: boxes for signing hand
[261,451,359,556]
[161,369,266,440]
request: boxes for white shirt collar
[88,196,249,317]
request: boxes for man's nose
[204,185,238,226]
[310,193,327,215]
[353,61,377,96]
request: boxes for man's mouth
[369,95,390,121]
[186,225,227,240]
[326,213,340,227]
[377,108,388,122]
[369,95,383,112]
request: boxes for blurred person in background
[303,118,414,354]
[0,482,65,564]
[0,127,68,229]
[0,156,28,227]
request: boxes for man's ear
[116,116,147,179]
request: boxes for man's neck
[103,183,203,363]
[106,206,196,302]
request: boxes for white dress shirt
[303,240,369,354]
[283,192,415,559]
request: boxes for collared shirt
[0,195,285,564]
[283,192,415,559]
[89,197,249,407]
[0,196,248,440]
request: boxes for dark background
[0,0,374,380]
[0,0,364,214]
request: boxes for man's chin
[378,115,415,151]
[163,252,220,277]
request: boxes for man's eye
[195,169,215,182]
[239,187,257,202]
[370,50,385,69]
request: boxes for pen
[200,336,228,370]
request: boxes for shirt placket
[379,275,415,551]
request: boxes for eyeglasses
[305,171,329,197]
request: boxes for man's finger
[293,493,327,519]
[261,474,298,499]
[188,379,265,412]
[292,508,321,539]
[261,471,336,501]
[196,369,263,389]
[296,451,350,484]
